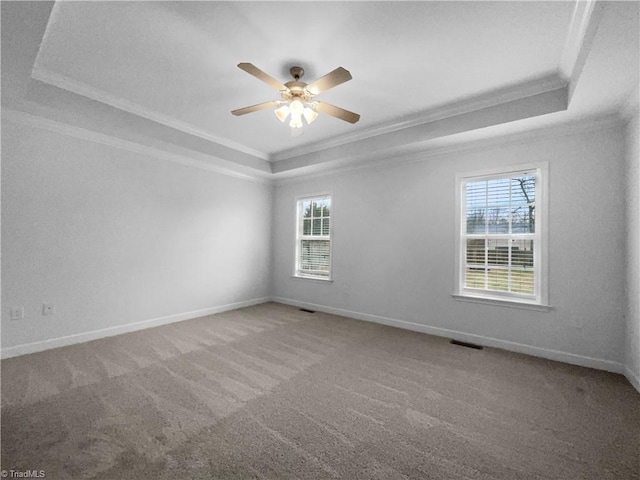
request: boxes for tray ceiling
[32,1,573,154]
[2,1,638,178]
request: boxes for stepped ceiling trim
[5,107,624,186]
[271,74,568,163]
[2,109,272,184]
[31,65,269,161]
[2,0,635,178]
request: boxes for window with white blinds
[295,195,331,279]
[459,167,545,304]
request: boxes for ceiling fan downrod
[289,66,304,81]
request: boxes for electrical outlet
[43,303,55,316]
[10,306,24,321]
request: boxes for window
[295,195,332,280]
[456,165,547,306]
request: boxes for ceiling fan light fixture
[232,63,360,129]
[288,98,304,129]
[274,105,289,122]
[303,107,318,124]
[289,98,304,116]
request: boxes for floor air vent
[299,308,316,313]
[450,339,484,350]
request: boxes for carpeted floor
[2,302,639,479]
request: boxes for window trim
[294,193,333,281]
[454,162,549,307]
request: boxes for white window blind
[461,169,541,302]
[296,195,331,279]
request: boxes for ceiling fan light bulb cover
[303,107,318,124]
[289,117,303,129]
[275,105,289,122]
[289,98,304,116]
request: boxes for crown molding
[3,106,624,187]
[2,109,273,185]
[31,65,566,167]
[30,65,270,162]
[271,73,567,163]
[559,0,604,103]
[272,85,568,174]
[273,112,624,185]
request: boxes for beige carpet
[2,302,638,479]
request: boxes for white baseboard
[0,297,271,359]
[272,296,629,377]
[624,365,640,393]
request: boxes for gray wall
[273,125,626,370]
[2,116,633,379]
[1,121,272,355]
[625,111,640,389]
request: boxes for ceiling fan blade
[313,102,360,124]
[231,101,281,116]
[305,67,352,96]
[237,63,288,92]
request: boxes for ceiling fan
[231,63,360,129]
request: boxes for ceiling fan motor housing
[282,81,311,102]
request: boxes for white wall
[625,111,640,389]
[1,121,272,356]
[273,125,627,371]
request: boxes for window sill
[292,275,333,283]
[451,294,553,312]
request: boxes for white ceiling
[2,1,639,177]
